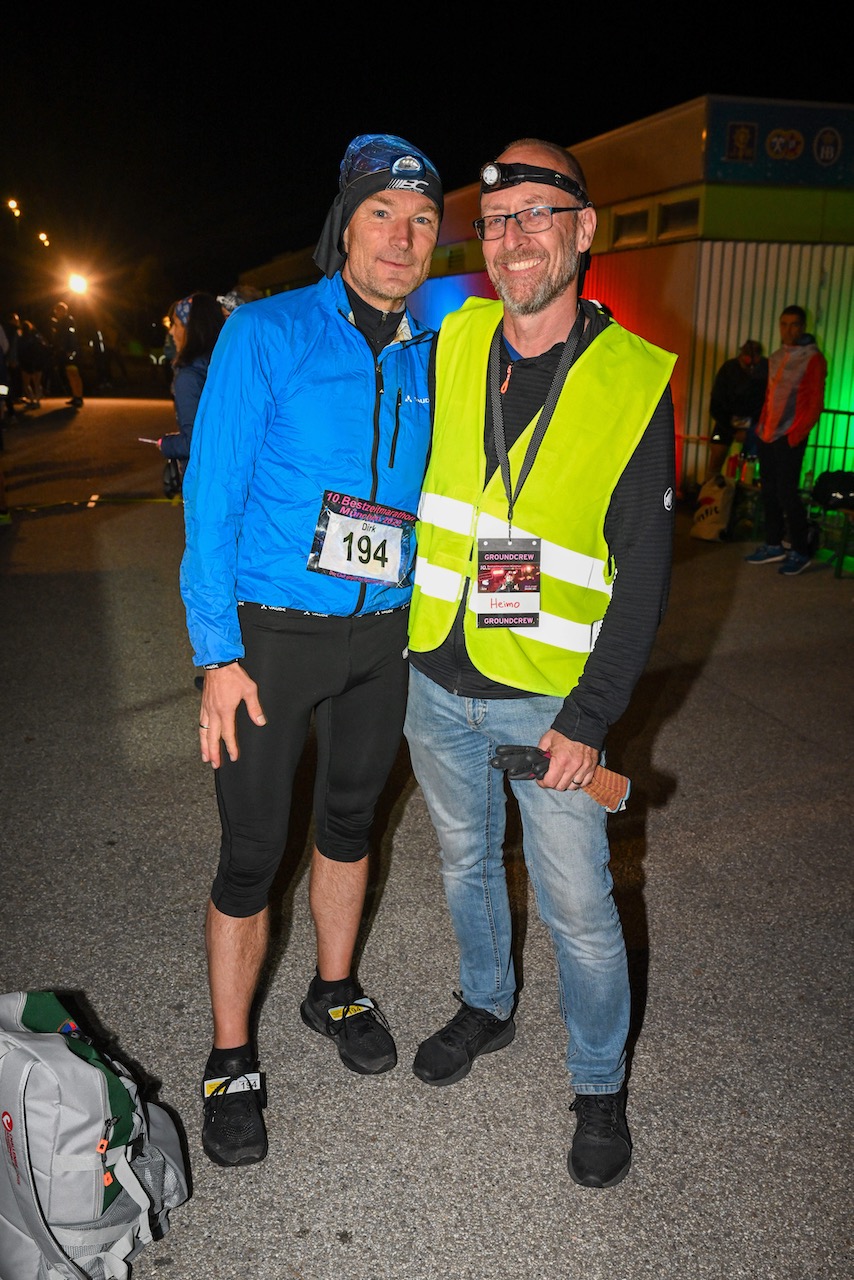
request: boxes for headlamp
[390,154,430,178]
[479,161,591,207]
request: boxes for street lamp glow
[69,273,88,295]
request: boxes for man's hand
[537,729,599,792]
[197,664,266,768]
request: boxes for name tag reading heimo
[307,491,416,586]
[474,537,541,629]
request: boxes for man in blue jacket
[180,133,443,1168]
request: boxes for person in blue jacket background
[180,133,443,1169]
[157,291,224,492]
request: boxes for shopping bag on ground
[690,475,736,541]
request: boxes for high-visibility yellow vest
[409,298,676,696]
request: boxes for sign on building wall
[707,99,853,187]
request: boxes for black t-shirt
[410,298,675,751]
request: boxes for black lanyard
[488,307,585,534]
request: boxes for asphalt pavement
[0,394,851,1280]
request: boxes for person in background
[1,312,21,423]
[744,305,827,576]
[706,338,768,479]
[180,133,443,1170]
[217,284,264,319]
[48,301,85,408]
[156,292,224,482]
[18,318,51,409]
[91,321,129,390]
[161,304,178,396]
[0,460,10,526]
[403,138,676,1191]
[0,320,10,447]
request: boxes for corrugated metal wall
[683,241,854,489]
[416,238,853,495]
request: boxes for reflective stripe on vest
[415,499,612,608]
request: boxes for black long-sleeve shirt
[410,300,675,751]
[710,356,768,432]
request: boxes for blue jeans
[404,666,629,1093]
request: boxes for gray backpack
[0,991,189,1279]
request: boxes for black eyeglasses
[473,205,585,241]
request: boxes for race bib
[307,491,416,586]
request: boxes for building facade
[242,96,854,494]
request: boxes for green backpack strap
[18,992,135,1178]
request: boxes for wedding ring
[199,724,209,730]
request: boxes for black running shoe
[413,992,515,1086]
[300,980,397,1075]
[568,1087,632,1188]
[201,1054,268,1167]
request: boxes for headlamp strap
[480,162,590,206]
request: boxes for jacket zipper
[389,388,402,468]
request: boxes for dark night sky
[4,16,852,319]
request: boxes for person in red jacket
[745,305,827,576]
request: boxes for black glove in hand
[489,744,551,781]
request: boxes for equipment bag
[812,470,854,510]
[690,475,736,541]
[0,990,189,1280]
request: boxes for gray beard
[492,242,579,317]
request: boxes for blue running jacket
[180,273,435,666]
